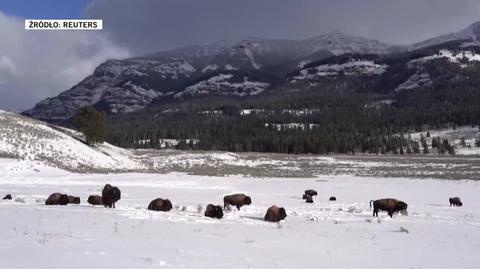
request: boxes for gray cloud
[0,11,129,110]
[86,0,480,56]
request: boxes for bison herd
[1,185,465,222]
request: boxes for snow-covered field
[1,158,480,268]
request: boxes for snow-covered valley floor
[1,158,480,268]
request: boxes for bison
[304,190,317,196]
[45,193,69,205]
[329,196,336,201]
[304,194,313,203]
[223,194,252,210]
[264,205,287,222]
[102,184,121,208]
[67,195,80,204]
[2,194,12,200]
[204,204,223,219]
[148,198,173,212]
[370,198,408,218]
[87,195,104,205]
[449,197,463,207]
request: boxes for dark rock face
[2,194,12,200]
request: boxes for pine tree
[74,106,107,146]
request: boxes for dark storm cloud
[86,0,480,56]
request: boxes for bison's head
[216,206,224,218]
[397,201,408,210]
[164,199,173,211]
[68,196,80,204]
[397,201,408,215]
[279,207,287,220]
[244,196,252,205]
[111,187,121,202]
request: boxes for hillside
[0,110,145,172]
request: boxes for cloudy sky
[1,0,480,110]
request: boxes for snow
[297,60,311,68]
[265,123,319,131]
[293,60,388,80]
[409,126,480,155]
[0,111,145,172]
[225,64,239,70]
[395,70,432,91]
[153,59,196,79]
[243,48,261,69]
[175,74,269,98]
[1,157,480,268]
[409,49,480,66]
[201,64,218,73]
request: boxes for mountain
[408,22,480,51]
[23,21,480,125]
[23,32,398,121]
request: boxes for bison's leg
[237,205,241,211]
[113,202,116,209]
[388,211,394,218]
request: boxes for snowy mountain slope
[23,21,480,122]
[23,33,397,121]
[0,110,145,172]
[291,59,388,81]
[408,22,480,51]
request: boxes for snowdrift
[0,110,145,172]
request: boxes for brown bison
[329,196,336,201]
[223,193,252,210]
[45,193,69,205]
[2,194,12,200]
[449,197,463,207]
[67,196,80,204]
[370,198,408,218]
[304,194,313,203]
[102,184,121,208]
[204,204,223,219]
[304,190,317,196]
[87,195,104,205]
[148,198,173,212]
[264,205,287,222]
